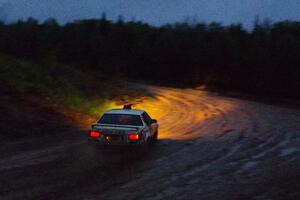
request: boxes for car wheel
[141,138,151,152]
[152,131,158,142]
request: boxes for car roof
[105,109,145,115]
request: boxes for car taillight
[90,130,101,138]
[128,133,140,140]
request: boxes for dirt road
[1,86,300,199]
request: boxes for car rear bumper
[88,138,145,146]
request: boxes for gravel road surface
[1,86,300,200]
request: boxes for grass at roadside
[0,55,141,117]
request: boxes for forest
[0,15,299,98]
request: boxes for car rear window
[98,114,143,126]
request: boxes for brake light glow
[128,133,140,140]
[90,130,101,138]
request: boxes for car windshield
[98,114,143,126]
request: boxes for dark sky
[1,0,300,28]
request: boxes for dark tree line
[0,16,300,98]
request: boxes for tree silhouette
[0,17,299,98]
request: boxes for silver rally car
[88,105,158,146]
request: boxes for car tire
[152,131,158,142]
[141,138,151,152]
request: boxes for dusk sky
[1,0,300,28]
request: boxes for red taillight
[128,133,140,140]
[90,130,101,138]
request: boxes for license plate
[105,135,122,142]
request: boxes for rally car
[88,105,158,146]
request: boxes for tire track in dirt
[1,86,300,200]
[97,86,300,200]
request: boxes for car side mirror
[151,119,157,124]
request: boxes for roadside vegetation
[0,55,136,117]
[0,16,299,98]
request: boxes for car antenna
[123,104,133,109]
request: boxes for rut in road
[1,86,299,200]
[98,86,300,200]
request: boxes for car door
[142,112,155,137]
